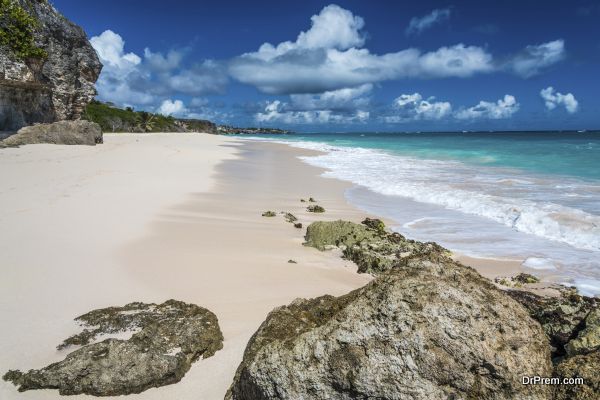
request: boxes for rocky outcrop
[1,120,102,146]
[553,351,600,400]
[506,289,599,358]
[227,257,553,400]
[0,0,101,131]
[304,219,449,274]
[565,308,600,356]
[3,300,223,396]
[506,287,599,400]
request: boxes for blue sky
[53,0,600,131]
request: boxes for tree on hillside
[135,112,156,132]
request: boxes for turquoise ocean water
[248,131,600,296]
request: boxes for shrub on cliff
[0,0,47,60]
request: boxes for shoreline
[247,136,595,296]
[0,133,576,399]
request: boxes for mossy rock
[304,220,376,251]
[514,273,540,285]
[261,211,277,217]
[306,205,325,213]
[361,217,386,233]
[507,289,599,359]
[304,219,449,275]
[566,308,600,356]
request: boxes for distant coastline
[79,100,291,136]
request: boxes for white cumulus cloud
[254,83,372,124]
[386,93,452,122]
[406,8,451,36]
[454,95,519,120]
[230,4,562,95]
[540,87,578,113]
[157,99,186,116]
[229,5,494,95]
[155,98,230,121]
[255,99,369,124]
[507,39,565,78]
[91,30,141,71]
[90,30,154,105]
[289,83,372,111]
[90,30,228,110]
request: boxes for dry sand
[0,133,540,400]
[0,133,372,400]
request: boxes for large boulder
[1,120,102,146]
[3,300,223,396]
[304,219,450,275]
[0,0,102,131]
[226,258,553,400]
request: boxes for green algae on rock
[566,308,600,356]
[506,289,599,359]
[306,204,325,213]
[3,300,223,396]
[304,218,449,274]
[226,258,552,400]
[495,272,541,288]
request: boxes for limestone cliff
[0,0,101,131]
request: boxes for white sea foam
[244,137,600,295]
[522,257,558,270]
[275,140,600,252]
[570,279,600,297]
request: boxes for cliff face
[0,0,101,131]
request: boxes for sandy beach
[0,133,375,400]
[0,132,558,399]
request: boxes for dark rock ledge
[3,300,223,396]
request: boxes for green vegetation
[83,100,175,132]
[82,100,216,133]
[0,0,48,60]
